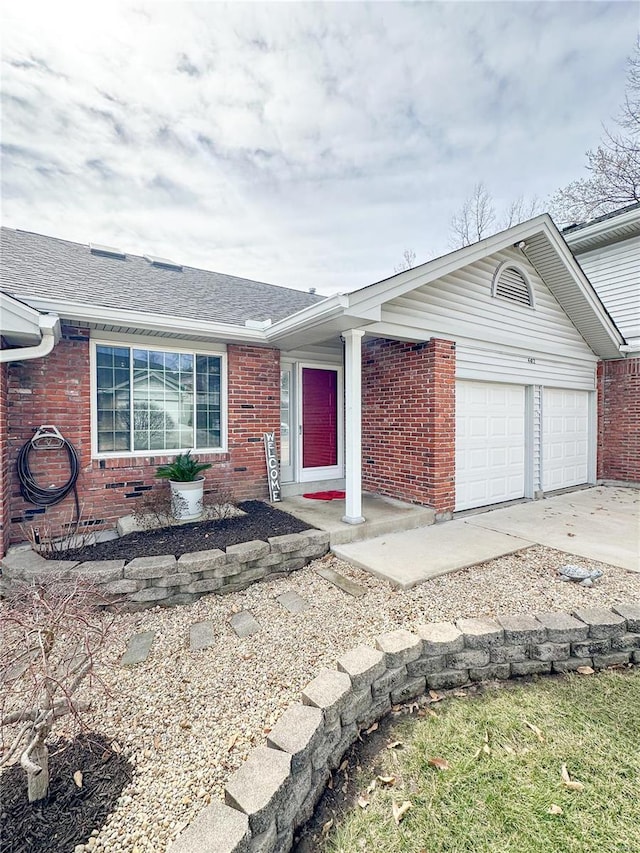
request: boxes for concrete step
[279,493,436,547]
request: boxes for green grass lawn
[324,669,640,853]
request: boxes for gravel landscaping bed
[45,501,313,563]
[2,545,638,852]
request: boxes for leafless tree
[501,194,544,229]
[394,248,417,273]
[0,579,115,802]
[550,37,640,225]
[449,181,497,247]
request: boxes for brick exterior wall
[361,337,456,514]
[4,327,281,547]
[598,357,640,483]
[0,360,10,556]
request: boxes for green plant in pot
[155,451,212,521]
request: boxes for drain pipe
[0,315,61,363]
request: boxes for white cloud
[1,0,637,294]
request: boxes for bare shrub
[0,579,116,803]
[203,480,239,520]
[21,504,96,555]
[131,487,172,530]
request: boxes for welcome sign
[263,432,282,502]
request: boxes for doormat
[302,490,346,501]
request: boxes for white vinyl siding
[542,389,590,492]
[455,343,597,391]
[375,247,598,365]
[455,381,526,511]
[576,236,640,341]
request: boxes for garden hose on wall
[16,425,81,521]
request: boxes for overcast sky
[1,1,637,295]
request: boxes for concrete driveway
[332,486,639,589]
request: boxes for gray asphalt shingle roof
[0,227,324,326]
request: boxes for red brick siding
[361,337,456,513]
[0,359,10,556]
[598,357,640,482]
[5,329,280,546]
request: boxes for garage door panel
[542,389,589,491]
[456,380,526,511]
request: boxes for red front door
[302,368,338,468]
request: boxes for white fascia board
[1,291,44,334]
[345,216,552,315]
[12,297,268,344]
[563,206,640,249]
[539,221,626,349]
[266,294,349,341]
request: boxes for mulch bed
[0,732,133,853]
[46,501,315,564]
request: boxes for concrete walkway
[333,486,639,589]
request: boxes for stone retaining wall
[0,530,330,608]
[169,603,640,853]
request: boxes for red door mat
[302,490,346,501]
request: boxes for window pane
[96,345,130,453]
[195,355,222,448]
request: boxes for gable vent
[492,264,533,307]
[144,254,183,271]
[89,243,126,259]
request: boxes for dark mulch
[46,501,315,564]
[0,732,133,853]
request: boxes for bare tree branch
[394,248,417,273]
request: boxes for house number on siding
[527,357,536,364]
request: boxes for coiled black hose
[17,436,81,520]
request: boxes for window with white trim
[492,263,534,307]
[95,344,223,454]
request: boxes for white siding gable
[371,247,598,390]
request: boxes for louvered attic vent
[492,264,533,307]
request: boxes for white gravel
[4,545,640,852]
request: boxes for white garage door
[456,381,526,511]
[542,389,589,491]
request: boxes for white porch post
[342,329,365,524]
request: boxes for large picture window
[95,343,223,454]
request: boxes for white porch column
[342,329,365,524]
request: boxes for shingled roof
[0,228,324,326]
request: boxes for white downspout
[0,315,61,363]
[342,329,365,525]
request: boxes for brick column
[361,337,456,514]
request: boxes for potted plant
[155,451,212,521]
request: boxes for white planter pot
[169,478,205,521]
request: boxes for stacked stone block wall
[361,337,456,515]
[168,604,640,853]
[598,357,640,483]
[0,360,10,557]
[0,530,329,608]
[4,328,281,549]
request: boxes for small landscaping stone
[190,620,216,651]
[168,801,250,853]
[230,610,261,638]
[276,590,309,614]
[337,645,386,690]
[224,746,291,834]
[121,630,156,666]
[573,607,626,638]
[612,603,640,633]
[456,616,504,648]
[315,565,366,598]
[375,629,422,668]
[125,555,177,579]
[267,705,324,772]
